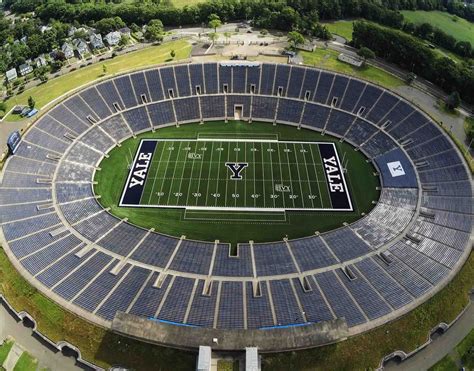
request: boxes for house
[34,56,47,68]
[119,27,131,37]
[73,39,89,58]
[89,33,104,49]
[39,25,52,33]
[20,36,27,44]
[18,63,33,76]
[61,42,74,59]
[5,68,17,82]
[105,31,121,46]
[68,26,77,37]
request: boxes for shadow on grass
[95,330,196,371]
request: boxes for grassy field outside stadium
[401,10,474,46]
[322,20,356,41]
[3,40,191,122]
[301,48,403,88]
[0,246,472,370]
[94,121,379,246]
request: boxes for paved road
[0,301,89,371]
[385,296,474,370]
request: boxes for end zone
[119,139,157,206]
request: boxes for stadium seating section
[0,62,471,336]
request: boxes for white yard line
[174,141,192,206]
[165,141,183,205]
[308,143,325,208]
[300,143,315,208]
[213,141,223,207]
[194,141,207,206]
[146,143,166,204]
[204,141,215,206]
[183,141,199,205]
[292,143,306,207]
[156,141,175,205]
[276,142,288,208]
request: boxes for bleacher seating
[0,61,470,340]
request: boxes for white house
[5,68,18,82]
[18,63,33,76]
[89,33,104,49]
[105,31,121,46]
[73,39,89,58]
[40,25,52,33]
[61,42,74,59]
[119,27,131,37]
[34,56,47,68]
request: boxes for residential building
[89,33,104,49]
[105,31,121,46]
[18,63,33,76]
[5,68,18,82]
[73,39,89,58]
[61,42,74,59]
[34,56,47,68]
[119,27,131,37]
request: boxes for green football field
[120,137,352,213]
[95,121,379,245]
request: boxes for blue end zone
[319,143,352,210]
[375,148,417,188]
[120,140,157,206]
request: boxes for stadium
[0,61,472,361]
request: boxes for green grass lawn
[3,40,191,122]
[94,121,379,246]
[430,329,474,370]
[301,48,403,88]
[429,355,458,371]
[170,0,206,7]
[401,10,474,45]
[13,352,37,371]
[322,20,356,41]
[0,340,14,365]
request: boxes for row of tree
[402,21,472,58]
[0,14,72,74]
[352,21,474,104]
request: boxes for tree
[287,31,305,49]
[0,101,6,114]
[445,91,461,110]
[119,35,130,47]
[357,46,375,64]
[208,14,222,33]
[208,32,219,44]
[170,49,175,59]
[28,96,35,109]
[406,72,417,85]
[102,64,107,75]
[94,17,125,34]
[34,66,49,83]
[223,31,231,44]
[145,19,164,42]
